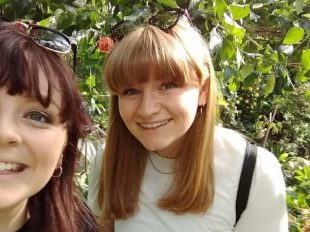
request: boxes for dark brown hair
[0,21,98,231]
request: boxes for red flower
[14,22,28,30]
[98,36,114,53]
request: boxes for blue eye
[25,111,51,123]
[122,88,140,96]
[160,82,178,90]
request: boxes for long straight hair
[0,21,98,231]
[99,18,218,219]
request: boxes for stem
[245,33,263,50]
[262,106,278,148]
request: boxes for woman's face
[118,76,206,158]
[0,69,67,226]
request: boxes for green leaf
[223,66,237,82]
[296,0,305,14]
[304,91,310,102]
[228,79,239,92]
[221,21,245,42]
[240,64,254,80]
[90,11,99,23]
[214,0,227,17]
[224,66,237,82]
[243,72,258,88]
[283,27,305,45]
[264,74,275,98]
[301,49,310,71]
[295,170,305,178]
[229,4,250,20]
[176,0,191,8]
[231,26,245,42]
[278,153,289,162]
[304,166,310,179]
[220,39,235,60]
[218,97,229,107]
[257,65,272,75]
[56,12,75,30]
[157,0,178,8]
[296,73,308,83]
[38,18,49,27]
[85,75,96,87]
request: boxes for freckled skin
[118,77,204,158]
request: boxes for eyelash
[121,82,178,95]
[25,111,52,123]
[160,82,178,90]
[122,88,140,96]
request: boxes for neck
[0,200,28,232]
[154,134,185,158]
[149,152,175,174]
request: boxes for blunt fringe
[99,17,218,219]
[0,21,98,231]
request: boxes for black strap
[235,142,257,226]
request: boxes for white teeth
[140,119,170,129]
[0,162,19,171]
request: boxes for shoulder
[253,146,285,193]
[213,126,247,168]
[256,146,282,174]
[214,126,285,196]
[212,127,248,196]
[213,126,283,182]
[214,126,281,164]
[214,126,247,152]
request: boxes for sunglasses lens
[111,21,136,41]
[111,8,185,42]
[29,27,71,53]
[149,10,180,31]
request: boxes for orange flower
[98,36,114,53]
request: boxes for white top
[87,127,289,232]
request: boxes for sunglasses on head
[111,8,193,42]
[0,15,77,71]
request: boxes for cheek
[34,129,67,163]
[37,151,61,172]
[118,100,134,122]
[179,90,200,116]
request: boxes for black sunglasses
[0,16,77,71]
[111,8,192,42]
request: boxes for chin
[143,144,165,152]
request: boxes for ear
[198,78,210,106]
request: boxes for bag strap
[235,142,257,226]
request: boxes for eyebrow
[24,95,61,110]
[47,99,61,110]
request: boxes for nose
[137,91,161,117]
[0,115,22,146]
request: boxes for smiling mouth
[0,162,26,173]
[139,119,171,129]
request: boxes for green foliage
[1,0,309,230]
[270,84,310,158]
[279,153,310,231]
[76,137,104,198]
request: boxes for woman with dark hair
[0,19,99,231]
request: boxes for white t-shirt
[87,127,288,232]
